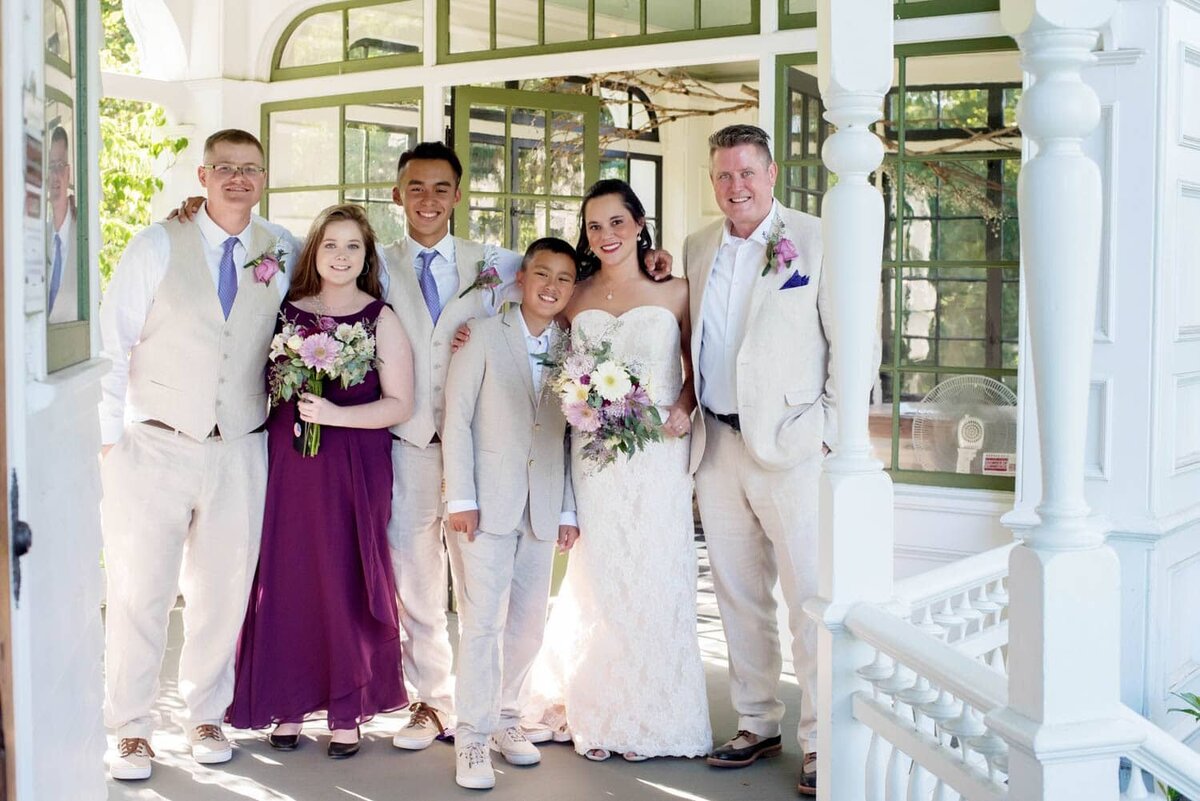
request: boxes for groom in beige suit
[98,129,297,781]
[684,124,836,797]
[442,238,579,789]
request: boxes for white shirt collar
[720,199,781,249]
[411,232,455,265]
[516,305,551,349]
[197,202,254,252]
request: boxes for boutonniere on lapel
[245,238,287,285]
[458,244,503,303]
[762,213,809,289]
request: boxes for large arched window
[271,0,423,81]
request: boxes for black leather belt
[710,411,741,432]
[391,433,440,444]
[142,419,221,439]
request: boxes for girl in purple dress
[228,204,414,758]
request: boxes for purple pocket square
[780,270,810,290]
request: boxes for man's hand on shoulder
[644,249,673,281]
[165,196,205,223]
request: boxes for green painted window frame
[452,85,600,252]
[260,89,423,239]
[46,0,90,373]
[778,0,1000,31]
[45,0,72,76]
[270,0,423,82]
[775,39,1021,491]
[437,0,760,64]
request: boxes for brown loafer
[705,730,783,768]
[797,751,817,796]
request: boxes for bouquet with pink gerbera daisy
[543,333,663,470]
[267,312,377,457]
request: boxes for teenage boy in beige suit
[441,238,579,789]
[98,129,298,781]
[683,125,837,797]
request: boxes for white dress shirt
[448,306,577,527]
[413,233,522,316]
[98,204,299,445]
[698,200,780,415]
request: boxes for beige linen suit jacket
[442,306,575,541]
[382,236,486,447]
[683,205,837,473]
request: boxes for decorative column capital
[1000,0,1118,37]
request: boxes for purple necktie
[417,249,442,324]
[48,233,63,313]
[217,236,238,319]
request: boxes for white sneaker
[393,702,448,750]
[110,737,154,780]
[189,724,232,764]
[519,721,554,744]
[455,742,496,790]
[489,726,541,766]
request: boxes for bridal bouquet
[545,336,663,470]
[267,314,377,457]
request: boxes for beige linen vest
[384,236,486,447]
[126,218,281,442]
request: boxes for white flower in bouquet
[563,380,590,404]
[594,361,632,401]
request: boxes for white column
[990,3,1135,799]
[808,3,893,800]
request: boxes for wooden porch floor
[106,540,808,801]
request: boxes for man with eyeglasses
[46,125,78,323]
[98,129,299,781]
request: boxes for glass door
[453,86,600,253]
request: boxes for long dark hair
[287,204,384,301]
[574,178,654,281]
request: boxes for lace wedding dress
[528,305,712,758]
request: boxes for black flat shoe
[268,728,301,751]
[327,727,361,759]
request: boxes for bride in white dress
[528,179,712,761]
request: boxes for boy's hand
[557,525,580,552]
[166,196,205,223]
[644,249,673,281]
[449,510,480,542]
[450,321,473,353]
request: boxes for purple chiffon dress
[227,299,406,731]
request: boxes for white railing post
[808,2,894,799]
[991,2,1135,799]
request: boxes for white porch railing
[837,550,1200,801]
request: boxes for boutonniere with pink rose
[458,244,503,303]
[245,238,287,285]
[762,213,800,277]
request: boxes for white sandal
[584,748,612,762]
[622,752,649,762]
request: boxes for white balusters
[859,650,894,801]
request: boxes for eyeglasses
[49,160,70,172]
[204,163,267,178]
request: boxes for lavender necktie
[217,236,238,319]
[48,233,63,314]
[417,249,442,324]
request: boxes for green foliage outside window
[98,0,188,284]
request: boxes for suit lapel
[389,238,434,337]
[690,221,723,369]
[501,305,536,404]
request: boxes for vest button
[434,386,442,393]
[528,458,534,467]
[534,423,541,431]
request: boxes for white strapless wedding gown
[528,306,712,758]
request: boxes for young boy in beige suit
[442,237,580,789]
